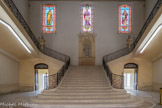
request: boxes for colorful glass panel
[42,5,56,33]
[118,4,131,33]
[81,4,94,33]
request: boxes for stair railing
[44,66,67,89]
[3,0,70,89]
[103,0,162,89]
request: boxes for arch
[35,63,48,69]
[124,63,138,69]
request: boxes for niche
[78,32,96,65]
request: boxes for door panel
[35,70,39,91]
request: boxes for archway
[124,63,138,90]
[34,63,48,91]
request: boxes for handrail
[3,0,70,89]
[103,0,162,89]
[44,66,67,89]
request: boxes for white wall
[13,0,29,23]
[29,1,145,65]
[145,0,158,20]
[152,58,162,91]
[0,52,19,94]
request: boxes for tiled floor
[0,91,40,108]
[126,89,162,108]
[0,90,162,108]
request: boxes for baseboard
[0,83,19,94]
[19,86,34,92]
[152,82,162,91]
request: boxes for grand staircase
[32,66,154,108]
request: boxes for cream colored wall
[0,52,19,94]
[152,58,162,91]
[108,53,152,90]
[19,52,64,91]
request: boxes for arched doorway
[35,63,48,91]
[124,63,138,90]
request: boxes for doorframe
[124,63,138,90]
[34,63,48,91]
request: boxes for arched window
[42,4,56,33]
[81,4,94,33]
[118,4,131,33]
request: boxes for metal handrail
[103,0,162,89]
[44,66,67,90]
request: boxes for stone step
[53,89,113,93]
[61,83,109,86]
[38,94,131,100]
[63,80,107,82]
[41,91,127,96]
[32,96,143,104]
[64,78,106,80]
[65,76,106,78]
[61,82,109,85]
[58,86,111,90]
[66,74,105,76]
[60,84,110,87]
[60,85,110,87]
[64,78,107,80]
[63,79,108,83]
[65,74,105,75]
[61,82,108,84]
[30,100,145,108]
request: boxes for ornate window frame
[42,4,56,34]
[80,3,94,33]
[118,4,132,34]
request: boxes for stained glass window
[42,5,56,33]
[118,4,131,33]
[81,4,94,33]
